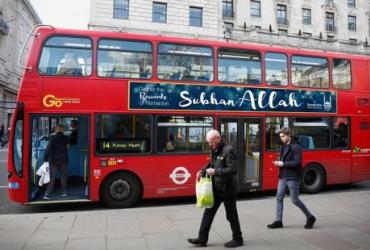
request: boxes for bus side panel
[351,117,370,183]
[304,151,351,184]
[90,154,209,201]
[352,59,369,92]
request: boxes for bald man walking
[188,129,243,248]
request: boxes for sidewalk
[0,189,369,250]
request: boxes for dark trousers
[198,195,243,243]
[45,163,67,195]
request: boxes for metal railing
[226,27,370,55]
[326,24,337,32]
[277,18,288,26]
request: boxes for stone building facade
[0,0,40,130]
[89,0,370,55]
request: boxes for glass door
[219,118,262,191]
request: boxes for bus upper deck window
[291,55,329,88]
[38,36,92,77]
[265,53,288,86]
[157,43,214,82]
[97,39,153,79]
[218,48,261,84]
[333,59,351,90]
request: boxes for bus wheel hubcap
[110,179,131,200]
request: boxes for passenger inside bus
[334,123,348,147]
[165,134,175,152]
[56,52,82,76]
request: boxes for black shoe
[267,220,283,229]
[304,216,316,229]
[224,239,244,248]
[187,238,207,247]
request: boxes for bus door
[29,115,90,202]
[219,118,262,191]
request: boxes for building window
[189,7,202,27]
[277,5,288,25]
[302,8,311,25]
[113,0,129,19]
[224,22,234,29]
[348,0,356,7]
[223,0,233,18]
[153,2,167,23]
[250,1,261,17]
[348,15,356,31]
[326,12,335,32]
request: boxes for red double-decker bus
[8,25,370,208]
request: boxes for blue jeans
[276,179,313,221]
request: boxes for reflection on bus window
[157,43,213,82]
[291,56,328,88]
[333,59,351,90]
[13,119,23,176]
[38,36,92,76]
[265,117,289,150]
[218,48,261,84]
[157,116,213,153]
[293,117,330,149]
[97,39,153,79]
[265,53,288,86]
[96,114,151,154]
[333,117,349,148]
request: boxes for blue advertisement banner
[129,82,337,113]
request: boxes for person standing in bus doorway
[267,127,316,229]
[69,119,78,145]
[43,124,69,200]
[188,129,243,248]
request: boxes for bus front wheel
[101,172,141,208]
[301,165,325,194]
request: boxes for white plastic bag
[196,172,214,208]
[36,162,50,186]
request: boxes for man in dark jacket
[267,127,316,229]
[43,124,69,200]
[188,129,243,248]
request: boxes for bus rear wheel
[101,172,141,208]
[301,165,325,194]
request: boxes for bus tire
[100,171,141,208]
[301,165,325,194]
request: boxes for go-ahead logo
[43,94,80,108]
[43,94,62,107]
